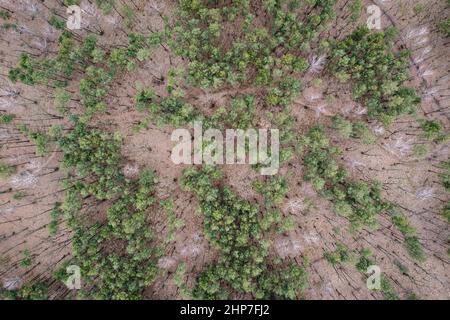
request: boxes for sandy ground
[0,0,449,299]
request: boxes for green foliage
[301,126,345,190]
[299,125,331,152]
[324,242,352,266]
[355,248,374,273]
[395,260,409,275]
[279,54,309,73]
[48,15,66,30]
[79,66,112,114]
[419,119,449,144]
[57,123,123,199]
[135,88,156,112]
[404,236,426,262]
[266,77,302,108]
[253,176,288,205]
[9,33,88,86]
[91,48,105,64]
[208,95,256,130]
[13,191,26,200]
[329,26,421,121]
[6,0,436,301]
[49,203,63,236]
[95,0,116,15]
[442,201,450,224]
[9,53,54,86]
[439,17,450,36]
[161,198,184,243]
[406,292,419,300]
[54,88,71,115]
[64,167,160,299]
[0,113,15,124]
[351,122,376,145]
[259,210,282,231]
[6,17,168,301]
[10,32,159,120]
[134,93,197,129]
[0,10,11,20]
[391,214,417,237]
[331,116,378,144]
[301,126,391,229]
[29,131,50,156]
[380,276,399,300]
[0,282,48,300]
[181,167,307,300]
[332,115,353,138]
[121,4,135,28]
[20,249,32,268]
[279,215,295,233]
[192,265,228,300]
[325,245,375,274]
[439,160,450,192]
[50,114,156,298]
[350,0,363,21]
[269,0,336,50]
[1,22,17,31]
[312,78,323,87]
[267,110,297,152]
[258,264,308,299]
[53,262,72,285]
[170,1,335,89]
[413,4,425,15]
[412,145,428,158]
[391,213,426,262]
[155,94,193,124]
[174,262,191,299]
[17,124,49,156]
[0,162,16,179]
[87,171,160,299]
[325,244,401,300]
